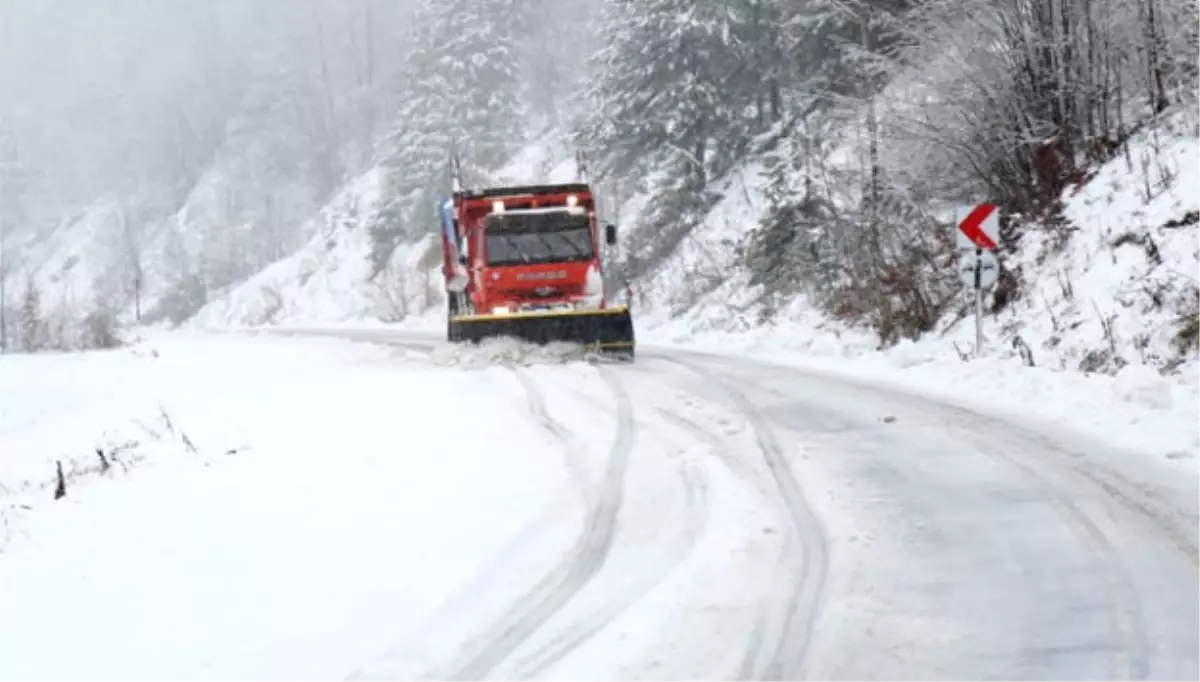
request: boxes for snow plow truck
[437,157,635,360]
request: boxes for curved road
[272,328,1198,681]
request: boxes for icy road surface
[0,330,1196,681]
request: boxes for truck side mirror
[605,224,618,246]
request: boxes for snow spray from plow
[429,336,628,369]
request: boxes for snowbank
[644,113,1198,363]
[0,199,130,347]
[0,332,574,679]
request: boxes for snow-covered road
[1,330,1195,680]
[277,328,1199,680]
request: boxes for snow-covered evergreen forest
[1,0,1197,369]
[580,0,1198,353]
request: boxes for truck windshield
[484,211,593,266]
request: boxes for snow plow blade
[449,307,635,360]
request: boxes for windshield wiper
[532,232,588,261]
[503,236,533,264]
[530,233,563,261]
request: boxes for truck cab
[438,181,634,358]
[441,183,616,317]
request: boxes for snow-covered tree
[884,0,1198,218]
[372,0,527,269]
[741,115,843,305]
[19,280,45,352]
[518,0,599,133]
[395,0,525,175]
[580,0,746,186]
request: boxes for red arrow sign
[958,204,999,250]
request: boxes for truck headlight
[491,306,511,315]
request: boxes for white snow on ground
[0,332,576,680]
[0,330,828,681]
[639,111,1198,365]
[2,199,119,312]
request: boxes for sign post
[954,204,1000,358]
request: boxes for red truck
[437,164,635,360]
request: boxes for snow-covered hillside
[191,105,1198,396]
[191,133,589,331]
[0,156,321,348]
[640,109,1199,376]
[190,170,444,329]
[172,90,1196,439]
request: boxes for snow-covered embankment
[0,333,572,679]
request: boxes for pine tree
[518,0,598,133]
[388,0,525,175]
[743,133,805,299]
[724,0,799,130]
[373,0,527,266]
[741,114,844,308]
[580,0,742,186]
[20,281,45,353]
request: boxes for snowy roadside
[192,301,1198,476]
[643,317,1198,475]
[0,333,406,508]
[0,333,576,680]
[638,111,1199,478]
[195,312,1198,475]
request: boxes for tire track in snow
[973,400,1196,571]
[438,366,636,681]
[960,432,1152,679]
[511,462,708,679]
[505,387,715,679]
[511,368,595,507]
[812,370,1154,678]
[652,408,775,679]
[660,353,1152,679]
[656,356,830,681]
